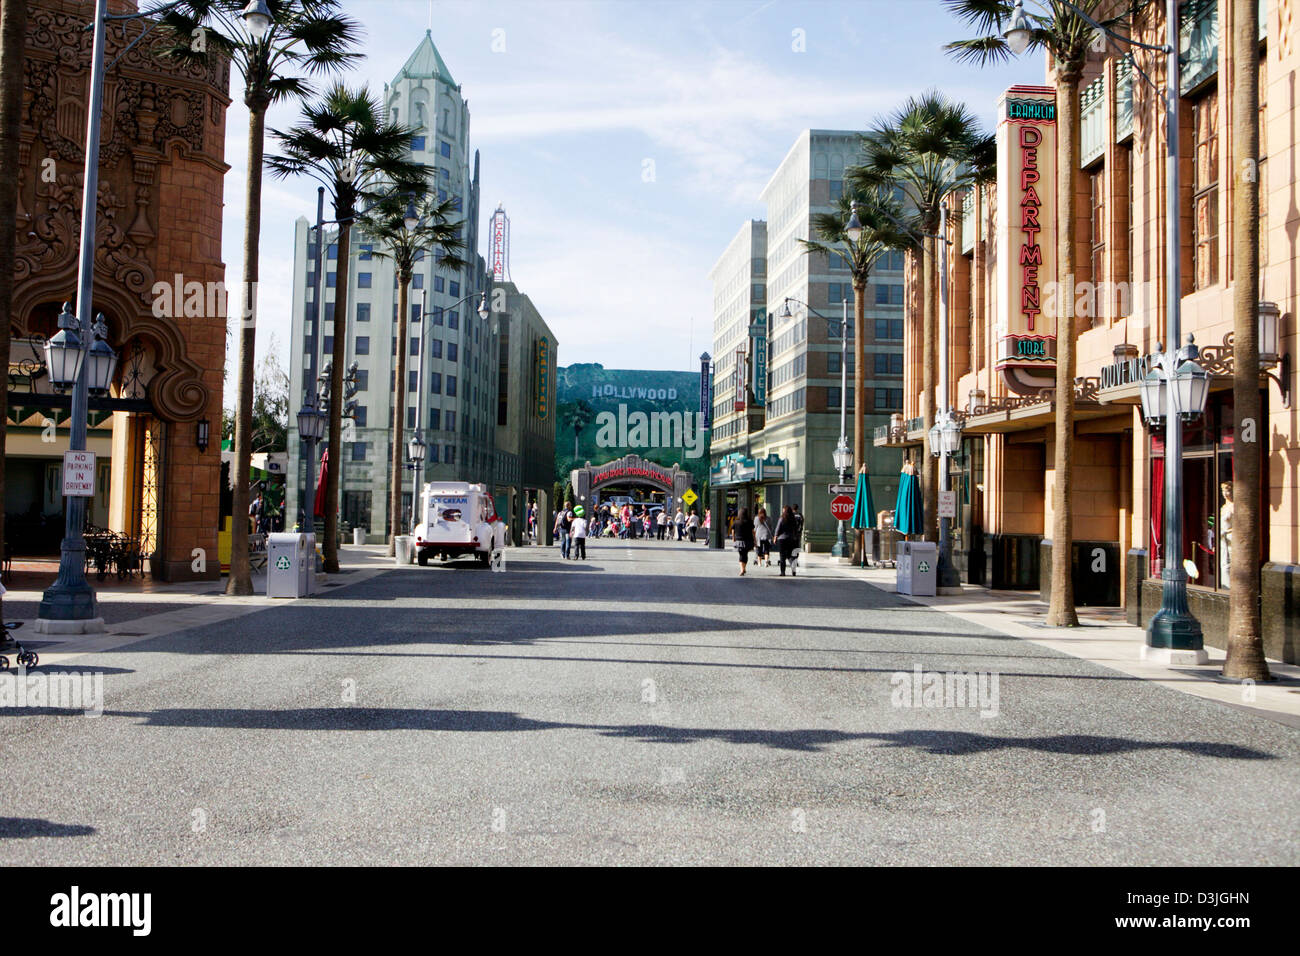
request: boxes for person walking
[790,504,804,574]
[754,507,772,568]
[774,505,799,577]
[674,508,685,541]
[686,509,700,543]
[555,500,573,560]
[657,509,668,540]
[570,506,588,560]
[732,507,755,576]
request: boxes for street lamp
[241,0,272,39]
[85,314,119,396]
[44,303,86,391]
[1005,0,1203,658]
[845,201,864,243]
[831,436,852,558]
[1002,0,1033,55]
[402,193,419,233]
[406,432,426,532]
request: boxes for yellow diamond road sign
[681,489,698,507]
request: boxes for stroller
[0,621,39,671]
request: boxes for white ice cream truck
[412,482,507,567]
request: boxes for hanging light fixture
[241,0,272,40]
[1258,300,1280,368]
[1003,0,1033,55]
[44,302,87,392]
[1171,359,1211,421]
[477,294,490,321]
[407,432,426,463]
[403,193,419,233]
[845,201,864,243]
[84,313,118,395]
[1139,367,1167,427]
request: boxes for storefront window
[1148,392,1252,590]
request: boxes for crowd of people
[729,505,803,577]
[549,500,711,559]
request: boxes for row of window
[825,387,902,411]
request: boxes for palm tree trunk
[921,233,939,543]
[1046,71,1081,627]
[1224,0,1268,679]
[322,218,352,573]
[388,271,409,556]
[226,103,266,596]
[853,276,867,562]
[0,0,29,626]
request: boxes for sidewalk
[810,553,1300,729]
[1,544,395,666]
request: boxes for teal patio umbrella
[850,468,875,567]
[893,463,923,536]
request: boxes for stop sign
[830,494,854,521]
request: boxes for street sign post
[681,488,698,508]
[830,494,854,522]
[62,450,96,497]
[828,483,855,495]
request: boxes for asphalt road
[1,538,1296,865]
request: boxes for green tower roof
[396,30,455,86]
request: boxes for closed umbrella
[313,447,329,519]
[893,461,923,536]
[850,467,875,567]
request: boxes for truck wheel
[417,551,428,567]
[477,551,490,567]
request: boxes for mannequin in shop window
[1219,481,1233,590]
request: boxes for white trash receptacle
[267,532,310,598]
[395,535,414,565]
[897,541,938,596]
[353,527,366,546]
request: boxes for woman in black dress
[732,507,756,576]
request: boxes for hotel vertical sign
[534,336,550,419]
[749,312,768,406]
[995,85,1057,393]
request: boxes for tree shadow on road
[98,706,1279,760]
[0,817,96,838]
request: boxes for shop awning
[710,451,788,486]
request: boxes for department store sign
[996,85,1058,380]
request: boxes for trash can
[896,540,938,596]
[394,535,414,566]
[267,532,311,598]
[353,527,366,546]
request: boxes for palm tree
[0,0,28,634]
[848,91,987,551]
[161,0,361,595]
[945,0,1119,627]
[267,84,428,572]
[801,191,911,561]
[357,192,466,557]
[1224,0,1269,680]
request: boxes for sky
[221,0,1045,394]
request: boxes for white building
[287,31,495,539]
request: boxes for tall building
[490,281,558,543]
[897,2,1300,663]
[708,130,905,550]
[287,31,495,540]
[708,220,766,459]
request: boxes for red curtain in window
[1150,455,1164,575]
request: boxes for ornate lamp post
[406,431,426,532]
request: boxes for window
[827,352,856,375]
[408,371,418,392]
[354,369,368,391]
[323,335,333,354]
[445,410,455,432]
[447,375,457,397]
[326,272,336,288]
[448,343,458,362]
[828,283,854,304]
[428,408,441,430]
[410,337,420,356]
[410,135,426,152]
[826,386,855,409]
[407,407,416,428]
[873,388,903,410]
[765,387,805,421]
[358,272,371,288]
[324,302,335,323]
[411,305,421,324]
[438,189,447,203]
[434,276,445,293]
[356,302,370,323]
[353,406,367,427]
[439,141,451,158]
[429,372,442,394]
[427,443,438,464]
[358,244,372,261]
[439,167,449,182]
[413,274,424,290]
[355,336,369,355]
[875,283,904,305]
[1089,165,1105,320]
[431,307,444,326]
[448,311,459,329]
[875,318,903,340]
[350,442,368,462]
[829,179,843,200]
[874,353,903,375]
[430,339,443,359]
[391,338,397,357]
[450,280,460,297]
[327,243,337,259]
[445,444,455,464]
[1190,85,1219,290]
